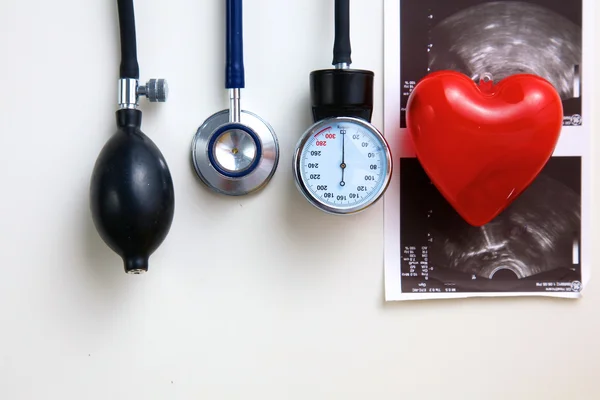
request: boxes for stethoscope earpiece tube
[90,0,174,274]
[226,0,245,89]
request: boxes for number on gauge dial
[300,123,385,208]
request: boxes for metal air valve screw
[138,79,168,102]
[118,78,168,109]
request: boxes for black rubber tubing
[333,0,352,66]
[117,0,140,79]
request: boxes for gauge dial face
[294,117,392,214]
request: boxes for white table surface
[0,0,599,398]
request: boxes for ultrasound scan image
[399,0,582,128]
[399,157,582,294]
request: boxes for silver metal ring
[292,116,393,215]
[191,110,279,196]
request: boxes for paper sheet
[383,0,593,301]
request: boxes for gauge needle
[340,130,346,187]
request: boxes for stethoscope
[191,0,279,196]
[292,0,392,215]
[90,0,174,274]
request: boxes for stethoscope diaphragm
[191,109,279,196]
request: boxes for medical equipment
[293,0,392,215]
[191,0,279,196]
[90,0,174,274]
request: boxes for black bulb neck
[116,108,142,129]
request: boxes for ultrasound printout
[399,157,582,295]
[383,0,593,300]
[398,0,582,128]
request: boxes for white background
[0,0,598,398]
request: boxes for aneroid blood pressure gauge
[293,0,392,214]
[294,117,391,214]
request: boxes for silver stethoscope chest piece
[192,109,278,196]
[191,0,279,196]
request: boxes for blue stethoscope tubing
[191,0,279,196]
[226,0,244,92]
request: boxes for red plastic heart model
[406,71,563,226]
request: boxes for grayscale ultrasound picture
[399,157,582,294]
[399,0,582,128]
